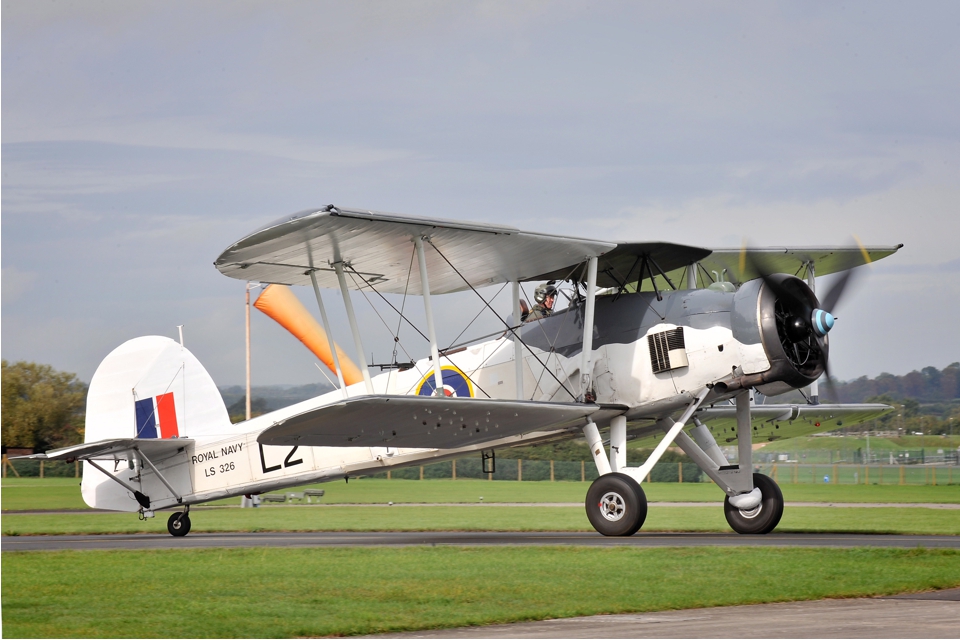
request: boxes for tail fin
[81,336,231,510]
[85,335,231,443]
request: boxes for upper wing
[215,206,616,294]
[257,395,624,448]
[616,245,902,292]
[532,242,712,288]
[697,246,902,285]
[11,438,194,461]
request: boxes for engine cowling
[731,274,827,396]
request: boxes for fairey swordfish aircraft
[20,206,901,537]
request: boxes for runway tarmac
[4,531,959,552]
[366,589,960,639]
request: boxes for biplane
[19,206,901,536]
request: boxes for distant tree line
[3,360,958,453]
[1,360,86,452]
[836,363,960,404]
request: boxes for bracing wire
[346,264,492,400]
[426,239,576,401]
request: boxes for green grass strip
[3,547,958,638]
[3,478,958,512]
[4,505,959,536]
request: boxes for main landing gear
[585,473,647,537]
[723,473,784,535]
[167,508,191,537]
[581,390,788,537]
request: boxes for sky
[3,1,959,388]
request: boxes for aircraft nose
[812,309,834,336]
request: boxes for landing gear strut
[585,473,647,536]
[167,508,191,537]
[723,473,784,534]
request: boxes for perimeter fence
[365,458,956,485]
[3,456,956,485]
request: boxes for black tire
[585,472,647,536]
[724,473,784,535]
[167,512,191,537]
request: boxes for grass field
[5,504,960,536]
[3,547,958,638]
[3,477,959,512]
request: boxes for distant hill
[218,363,960,429]
[219,382,336,421]
[834,362,959,404]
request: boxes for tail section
[82,336,231,509]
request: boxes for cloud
[2,1,959,384]
[1,267,39,303]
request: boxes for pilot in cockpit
[525,281,558,322]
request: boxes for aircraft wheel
[167,512,191,537]
[585,472,647,536]
[724,473,784,535]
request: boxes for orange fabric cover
[253,284,363,386]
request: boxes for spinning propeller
[741,240,870,403]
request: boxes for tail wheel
[167,512,192,537]
[585,472,647,537]
[724,473,784,535]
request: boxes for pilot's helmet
[534,281,558,304]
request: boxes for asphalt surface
[366,589,960,639]
[4,530,960,552]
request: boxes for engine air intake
[648,327,688,374]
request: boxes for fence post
[772,463,777,482]
[387,470,391,480]
[3,456,21,478]
[518,459,522,482]
[420,465,424,480]
[581,460,585,482]
[932,467,936,486]
[40,460,45,479]
[550,460,555,482]
[899,465,904,486]
[452,459,457,480]
[75,460,80,478]
[865,465,869,485]
[679,462,683,483]
[832,464,837,484]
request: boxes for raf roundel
[416,366,475,398]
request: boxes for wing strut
[512,281,524,400]
[335,261,375,394]
[309,270,348,397]
[579,256,599,400]
[415,235,445,396]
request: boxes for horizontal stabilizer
[258,395,611,448]
[12,438,193,462]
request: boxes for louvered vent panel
[648,327,688,373]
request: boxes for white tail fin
[82,336,231,510]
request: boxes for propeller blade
[819,362,840,405]
[818,266,858,313]
[744,248,813,318]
